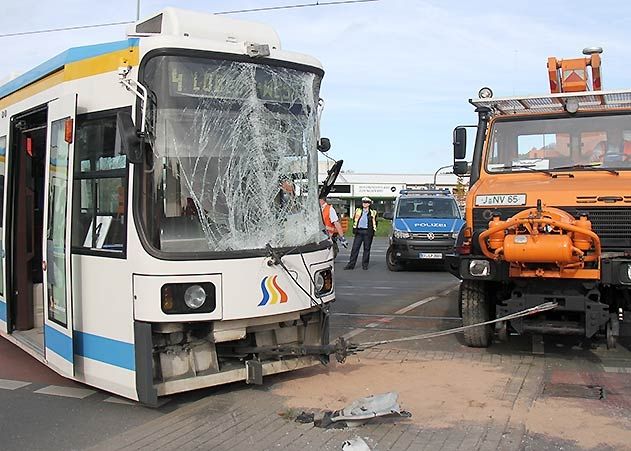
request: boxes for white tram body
[0,8,335,404]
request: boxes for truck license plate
[419,252,442,259]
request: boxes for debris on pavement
[295,411,315,424]
[313,392,411,428]
[341,436,371,451]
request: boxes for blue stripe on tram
[45,326,135,371]
[0,299,6,322]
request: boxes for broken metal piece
[235,335,360,363]
[330,392,411,427]
[342,437,371,451]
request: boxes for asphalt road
[1,237,630,450]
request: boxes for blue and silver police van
[384,190,465,271]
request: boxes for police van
[384,190,465,271]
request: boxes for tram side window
[0,136,5,295]
[71,111,127,255]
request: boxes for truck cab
[385,190,464,271]
[447,48,631,348]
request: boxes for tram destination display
[168,60,305,103]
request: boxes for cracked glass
[140,55,326,253]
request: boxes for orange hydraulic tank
[573,215,593,251]
[503,234,575,264]
[487,217,506,250]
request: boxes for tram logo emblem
[258,275,288,306]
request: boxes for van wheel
[386,247,402,271]
[460,280,492,348]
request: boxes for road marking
[34,385,97,399]
[341,286,458,340]
[104,396,137,405]
[603,366,631,373]
[0,378,31,390]
[395,296,438,315]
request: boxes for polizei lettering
[414,223,448,227]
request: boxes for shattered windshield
[486,114,631,173]
[140,54,326,253]
[396,198,459,219]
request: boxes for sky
[1,0,630,174]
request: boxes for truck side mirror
[117,111,143,164]
[453,127,467,160]
[318,137,331,152]
[453,160,469,176]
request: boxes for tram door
[42,95,77,376]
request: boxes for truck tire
[460,280,492,348]
[386,247,402,271]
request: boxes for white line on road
[394,296,438,315]
[0,378,31,390]
[104,396,137,405]
[341,285,458,340]
[34,385,97,399]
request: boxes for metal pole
[433,164,452,189]
[136,0,141,20]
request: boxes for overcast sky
[1,0,630,173]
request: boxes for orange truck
[447,48,630,348]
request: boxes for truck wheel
[386,247,402,271]
[460,280,492,348]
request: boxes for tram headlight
[314,268,333,296]
[161,282,216,314]
[184,285,207,309]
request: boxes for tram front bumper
[155,355,320,396]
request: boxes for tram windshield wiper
[549,163,619,175]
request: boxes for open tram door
[42,94,77,376]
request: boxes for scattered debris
[342,436,371,451]
[315,392,411,428]
[295,411,315,424]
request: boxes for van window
[396,198,459,219]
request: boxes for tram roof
[0,39,139,101]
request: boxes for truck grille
[410,232,452,240]
[472,207,631,250]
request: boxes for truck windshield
[396,198,459,219]
[486,114,631,173]
[139,54,326,254]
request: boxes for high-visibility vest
[353,208,377,231]
[322,204,336,235]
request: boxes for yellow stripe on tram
[0,45,139,110]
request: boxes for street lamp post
[433,164,452,189]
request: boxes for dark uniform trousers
[347,229,374,269]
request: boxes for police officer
[344,197,378,270]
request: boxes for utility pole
[433,164,452,189]
[136,0,141,20]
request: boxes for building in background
[318,161,468,219]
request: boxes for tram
[0,8,338,404]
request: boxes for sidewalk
[91,348,631,451]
